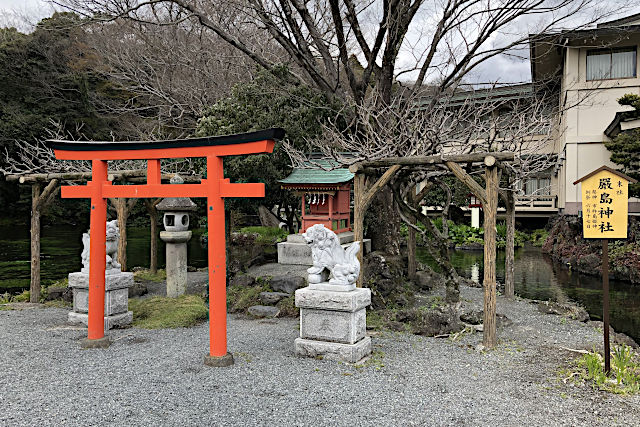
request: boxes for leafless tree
[52,0,630,252]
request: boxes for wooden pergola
[4,170,201,303]
[349,152,517,348]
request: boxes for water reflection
[417,245,640,342]
[0,224,208,291]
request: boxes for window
[587,47,637,80]
[520,177,551,196]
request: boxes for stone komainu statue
[302,224,360,286]
[81,220,121,274]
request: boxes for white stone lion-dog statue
[81,220,122,274]
[302,224,360,286]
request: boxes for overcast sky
[1,0,639,85]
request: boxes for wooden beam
[7,170,201,184]
[349,152,514,172]
[445,161,487,205]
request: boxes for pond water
[417,246,640,342]
[2,222,639,341]
[0,223,208,291]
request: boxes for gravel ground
[1,286,639,427]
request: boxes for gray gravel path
[1,286,639,426]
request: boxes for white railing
[515,194,557,209]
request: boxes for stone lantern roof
[156,174,198,212]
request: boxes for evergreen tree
[605,94,640,197]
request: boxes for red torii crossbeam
[48,128,283,366]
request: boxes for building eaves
[280,160,354,185]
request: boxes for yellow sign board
[574,167,633,239]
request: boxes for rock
[248,305,280,318]
[460,310,483,325]
[230,275,255,287]
[587,321,639,349]
[395,306,464,336]
[128,282,148,298]
[270,275,306,294]
[414,270,437,291]
[45,286,73,303]
[460,310,512,328]
[259,291,290,305]
[187,266,197,272]
[537,301,590,322]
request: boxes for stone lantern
[157,175,197,297]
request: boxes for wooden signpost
[574,166,636,374]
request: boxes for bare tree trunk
[110,198,138,272]
[505,190,516,299]
[144,199,161,274]
[30,183,42,303]
[368,187,401,255]
[407,220,417,281]
[483,165,498,348]
[353,173,366,287]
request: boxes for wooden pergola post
[482,157,499,348]
[29,179,60,303]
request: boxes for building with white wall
[530,13,640,215]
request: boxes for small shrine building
[280,161,354,233]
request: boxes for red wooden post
[204,155,233,366]
[87,160,108,342]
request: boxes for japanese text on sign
[579,169,629,239]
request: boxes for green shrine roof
[280,160,354,185]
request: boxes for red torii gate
[48,128,284,366]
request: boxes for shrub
[238,226,288,245]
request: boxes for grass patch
[561,345,640,394]
[237,226,288,245]
[128,295,208,329]
[226,282,271,313]
[134,269,167,283]
[355,350,385,370]
[0,290,30,304]
[366,310,385,331]
[276,295,299,317]
[43,300,71,309]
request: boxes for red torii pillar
[48,128,283,366]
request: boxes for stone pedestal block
[68,271,134,330]
[68,311,133,330]
[294,286,371,363]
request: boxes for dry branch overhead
[349,153,514,173]
[5,170,202,184]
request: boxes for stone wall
[542,215,640,284]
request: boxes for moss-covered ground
[128,295,208,329]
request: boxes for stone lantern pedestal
[159,230,192,297]
[157,174,197,298]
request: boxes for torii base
[80,337,111,349]
[204,352,235,367]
